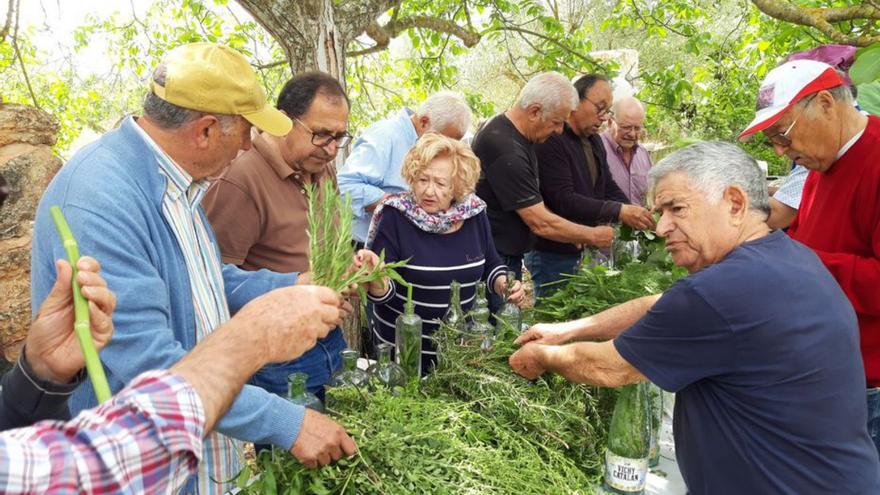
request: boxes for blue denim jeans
[868,387,880,454]
[251,326,345,453]
[524,250,581,299]
[489,254,524,316]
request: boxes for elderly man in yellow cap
[30,43,356,494]
[739,59,880,453]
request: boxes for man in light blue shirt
[338,91,472,245]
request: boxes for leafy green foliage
[851,43,880,85]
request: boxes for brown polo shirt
[203,133,334,274]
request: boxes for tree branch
[10,0,38,109]
[750,0,880,46]
[348,13,481,58]
[0,0,14,43]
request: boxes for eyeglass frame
[612,119,644,135]
[583,97,614,118]
[293,117,353,148]
[762,93,818,148]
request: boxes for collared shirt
[131,122,238,495]
[600,131,653,206]
[773,165,809,209]
[203,133,333,273]
[337,108,418,243]
[0,370,205,494]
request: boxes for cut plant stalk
[49,206,112,404]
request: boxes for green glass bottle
[442,280,466,333]
[286,372,324,413]
[327,348,370,389]
[648,383,663,467]
[395,297,423,379]
[604,382,651,495]
[495,271,522,339]
[367,342,408,393]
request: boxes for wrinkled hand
[494,276,526,307]
[515,322,572,346]
[27,257,116,383]
[509,343,548,380]
[619,204,654,231]
[236,285,348,364]
[290,409,358,468]
[588,226,614,249]
[296,271,313,285]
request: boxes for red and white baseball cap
[738,60,845,140]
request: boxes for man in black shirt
[472,72,614,310]
[526,75,654,297]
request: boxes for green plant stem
[49,206,112,404]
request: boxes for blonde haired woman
[364,133,525,373]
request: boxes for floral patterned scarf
[365,191,486,248]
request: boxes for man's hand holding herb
[27,257,116,384]
[509,343,548,380]
[515,322,575,346]
[619,204,655,231]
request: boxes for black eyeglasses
[762,94,817,149]
[584,97,614,118]
[294,117,352,148]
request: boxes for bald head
[610,97,646,150]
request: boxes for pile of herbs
[240,223,684,494]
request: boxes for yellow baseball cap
[150,42,292,137]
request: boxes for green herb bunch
[306,180,407,293]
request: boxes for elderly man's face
[653,172,740,273]
[761,92,840,172]
[282,94,350,174]
[530,105,572,144]
[611,108,645,150]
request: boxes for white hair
[611,96,645,120]
[416,91,472,134]
[516,71,578,119]
[649,141,770,217]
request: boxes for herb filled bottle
[327,348,370,389]
[367,342,408,393]
[648,383,663,467]
[286,372,324,413]
[604,382,651,495]
[395,284,423,379]
[495,271,522,338]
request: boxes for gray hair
[649,141,770,217]
[801,84,855,120]
[517,72,578,119]
[143,63,239,134]
[416,91,472,135]
[611,96,646,119]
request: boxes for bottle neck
[342,352,358,371]
[287,374,307,397]
[378,344,392,364]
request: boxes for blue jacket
[31,118,305,449]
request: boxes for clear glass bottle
[470,281,491,325]
[327,348,370,389]
[286,372,324,413]
[442,280,466,333]
[648,383,663,467]
[470,301,495,352]
[604,382,651,495]
[395,298,423,379]
[367,342,408,392]
[495,270,522,338]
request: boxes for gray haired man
[510,141,880,495]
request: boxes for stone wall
[0,103,62,363]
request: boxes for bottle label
[605,451,648,492]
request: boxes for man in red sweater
[740,59,880,452]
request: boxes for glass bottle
[442,280,466,333]
[470,281,491,324]
[395,298,423,379]
[648,383,663,467]
[367,342,408,393]
[495,271,522,339]
[327,348,370,389]
[286,372,324,413]
[604,382,651,495]
[470,300,495,352]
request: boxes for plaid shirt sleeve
[0,370,205,494]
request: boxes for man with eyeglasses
[740,59,880,453]
[527,74,653,298]
[203,71,354,456]
[601,96,653,206]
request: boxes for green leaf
[851,43,880,85]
